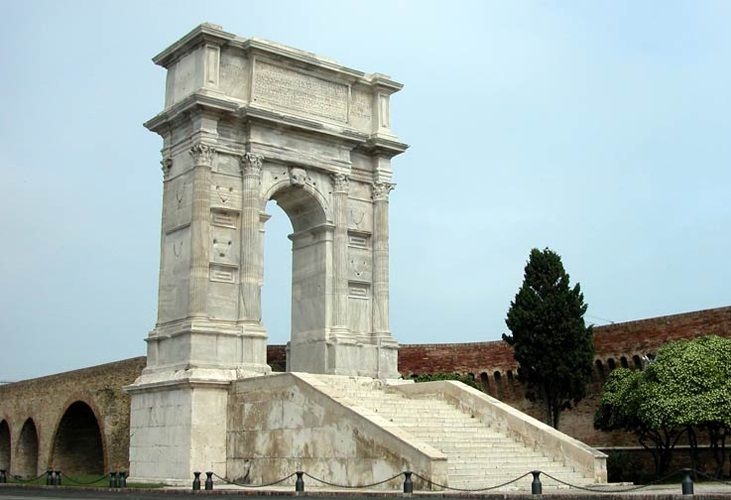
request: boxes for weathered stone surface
[127,22,407,484]
[226,373,446,489]
[0,357,145,477]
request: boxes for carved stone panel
[252,60,348,123]
[158,226,190,323]
[349,86,373,129]
[347,200,372,233]
[210,225,238,266]
[210,175,242,211]
[348,282,371,334]
[219,48,249,101]
[164,175,192,233]
[348,248,372,283]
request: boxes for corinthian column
[188,143,215,318]
[372,181,394,336]
[239,152,264,323]
[331,173,350,335]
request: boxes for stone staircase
[311,375,596,491]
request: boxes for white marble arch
[126,23,407,483]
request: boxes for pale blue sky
[1,1,729,381]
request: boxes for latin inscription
[350,88,372,123]
[253,61,348,122]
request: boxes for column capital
[241,152,264,177]
[189,143,216,167]
[372,182,394,201]
[331,173,350,193]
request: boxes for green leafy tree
[595,336,731,478]
[502,248,594,429]
[594,367,686,476]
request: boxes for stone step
[311,376,595,490]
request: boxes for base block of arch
[126,372,233,485]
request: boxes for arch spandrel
[261,168,332,231]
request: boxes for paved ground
[2,482,731,499]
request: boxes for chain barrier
[303,471,403,489]
[0,470,127,488]
[194,467,731,495]
[412,470,532,492]
[211,471,296,488]
[60,472,109,485]
[540,467,731,494]
[694,469,731,487]
[6,472,47,484]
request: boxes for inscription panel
[348,283,371,334]
[253,61,348,122]
[349,87,372,129]
[219,49,249,101]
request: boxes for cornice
[152,24,403,90]
[153,23,237,68]
[144,93,239,134]
[361,135,409,158]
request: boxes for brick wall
[392,306,731,446]
[0,357,146,477]
[1,306,728,478]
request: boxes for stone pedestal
[127,373,231,483]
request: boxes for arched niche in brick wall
[0,419,10,472]
[50,402,104,476]
[15,419,38,478]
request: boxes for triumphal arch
[127,24,407,481]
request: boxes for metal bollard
[531,470,542,495]
[681,468,694,495]
[403,471,413,494]
[204,471,213,490]
[295,471,305,494]
[53,470,62,486]
[119,471,126,488]
[192,471,201,490]
[46,470,54,486]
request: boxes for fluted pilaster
[331,173,350,334]
[188,143,216,318]
[372,182,394,335]
[239,152,264,323]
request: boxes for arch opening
[0,420,10,472]
[269,184,327,234]
[265,183,330,372]
[632,355,643,370]
[16,419,38,478]
[51,402,104,476]
[262,200,294,347]
[595,359,605,379]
